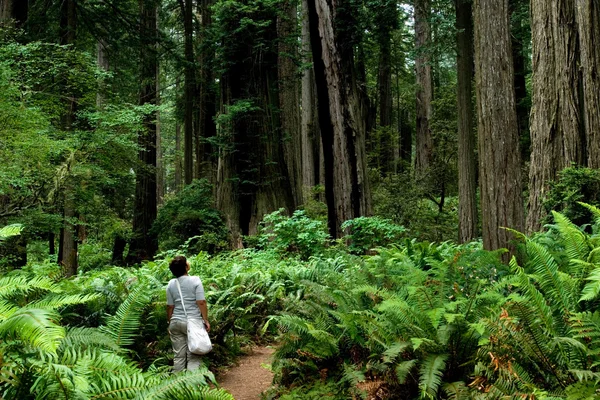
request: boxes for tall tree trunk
[474,0,524,258]
[0,0,27,26]
[180,0,194,185]
[377,28,394,174]
[278,0,302,208]
[174,77,183,192]
[58,0,78,276]
[300,0,322,198]
[129,0,158,263]
[456,0,477,243]
[216,5,295,246]
[198,0,217,182]
[576,0,600,168]
[526,0,583,233]
[414,0,434,176]
[307,0,371,238]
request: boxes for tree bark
[456,0,477,243]
[58,0,78,276]
[307,0,371,238]
[414,0,434,176]
[377,21,394,175]
[0,0,27,27]
[128,0,158,263]
[179,0,194,185]
[300,0,322,198]
[278,0,302,208]
[576,0,600,168]
[474,0,524,258]
[198,0,217,182]
[526,0,583,233]
[216,3,295,246]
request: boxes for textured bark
[198,0,217,182]
[217,7,295,246]
[0,0,27,26]
[414,0,434,176]
[307,0,371,238]
[300,0,322,197]
[377,31,394,174]
[576,0,600,168]
[278,0,302,208]
[128,0,158,262]
[456,0,477,243]
[58,0,78,276]
[174,77,183,192]
[527,0,583,233]
[474,0,524,257]
[179,0,194,185]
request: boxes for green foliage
[152,180,228,253]
[255,209,330,259]
[543,167,600,228]
[0,225,22,241]
[341,216,405,254]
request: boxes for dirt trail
[218,346,275,400]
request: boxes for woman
[166,255,211,372]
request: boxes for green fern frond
[395,359,417,384]
[59,327,119,352]
[580,267,600,302]
[135,368,221,400]
[551,211,590,262]
[29,293,101,310]
[0,224,22,240]
[382,341,411,364]
[0,300,18,320]
[100,284,150,347]
[526,241,573,312]
[0,308,65,352]
[88,372,147,399]
[418,353,448,397]
[0,275,60,298]
[579,202,600,224]
[442,381,469,400]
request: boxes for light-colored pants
[169,319,202,372]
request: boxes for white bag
[175,279,213,355]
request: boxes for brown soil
[218,346,275,400]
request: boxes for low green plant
[152,179,228,253]
[255,209,330,259]
[543,166,600,228]
[341,216,406,254]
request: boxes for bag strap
[174,278,188,318]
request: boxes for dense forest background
[1,0,599,271]
[2,0,600,398]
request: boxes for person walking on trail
[166,255,211,372]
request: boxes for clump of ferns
[471,209,600,397]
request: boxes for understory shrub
[342,216,406,254]
[543,166,600,227]
[254,209,330,259]
[152,179,228,253]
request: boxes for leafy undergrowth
[1,210,600,399]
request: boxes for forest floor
[218,346,275,400]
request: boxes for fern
[0,224,22,241]
[0,308,65,352]
[100,283,150,347]
[418,354,448,398]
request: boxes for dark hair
[169,255,188,278]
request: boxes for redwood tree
[455,0,477,243]
[474,0,524,256]
[128,0,159,262]
[307,0,371,238]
